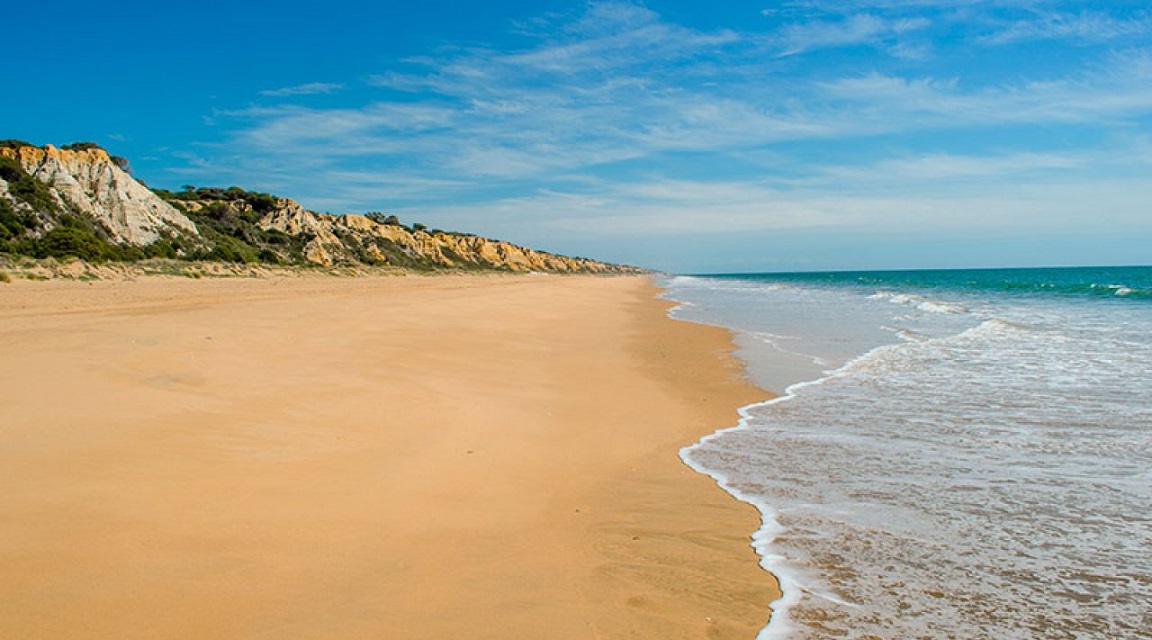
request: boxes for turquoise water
[714,266,1152,302]
[662,266,1152,640]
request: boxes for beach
[0,274,779,639]
[665,270,1152,639]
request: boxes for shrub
[0,199,29,240]
[33,226,113,261]
[205,234,258,263]
[61,142,103,152]
[0,156,60,215]
[244,192,277,213]
[114,244,146,261]
[142,238,178,259]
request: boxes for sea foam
[664,268,1152,640]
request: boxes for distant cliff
[0,141,639,274]
[161,188,633,273]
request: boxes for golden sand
[0,274,778,638]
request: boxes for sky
[5,0,1152,273]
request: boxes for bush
[245,192,277,213]
[0,156,60,215]
[0,199,32,240]
[61,142,102,152]
[142,238,178,259]
[33,226,113,261]
[205,234,258,263]
[366,212,401,226]
[114,244,146,261]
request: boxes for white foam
[869,289,968,314]
[660,273,1152,639]
[679,391,808,640]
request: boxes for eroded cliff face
[242,197,634,273]
[317,212,628,273]
[0,144,197,244]
[1,141,638,273]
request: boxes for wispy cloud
[981,10,1152,45]
[816,151,1086,182]
[206,8,1152,177]
[818,50,1152,128]
[225,8,1152,191]
[775,14,931,56]
[259,82,344,97]
[171,1,1152,270]
[412,168,1152,246]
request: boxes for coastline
[659,268,1152,638]
[0,273,780,638]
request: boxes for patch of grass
[0,270,10,283]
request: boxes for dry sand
[0,274,779,639]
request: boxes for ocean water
[662,267,1152,640]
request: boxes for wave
[868,290,969,314]
[666,267,1152,639]
[679,385,815,640]
[681,313,1035,639]
[697,266,1152,304]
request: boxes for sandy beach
[0,274,778,639]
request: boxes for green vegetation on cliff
[1,153,183,261]
[0,141,639,274]
[150,186,314,264]
[152,185,474,270]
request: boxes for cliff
[0,143,196,244]
[0,141,639,274]
[169,192,629,273]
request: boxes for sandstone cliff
[173,192,633,273]
[0,144,197,244]
[1,141,638,274]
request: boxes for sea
[661,266,1152,640]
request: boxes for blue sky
[6,1,1152,272]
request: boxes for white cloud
[177,1,1152,270]
[219,7,1152,182]
[502,18,739,75]
[817,151,1086,182]
[259,82,344,97]
[406,170,1152,251]
[981,11,1152,45]
[776,14,931,56]
[817,51,1152,129]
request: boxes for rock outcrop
[0,144,197,244]
[246,200,633,273]
[1,141,639,274]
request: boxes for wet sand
[0,274,778,638]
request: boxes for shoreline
[0,273,780,638]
